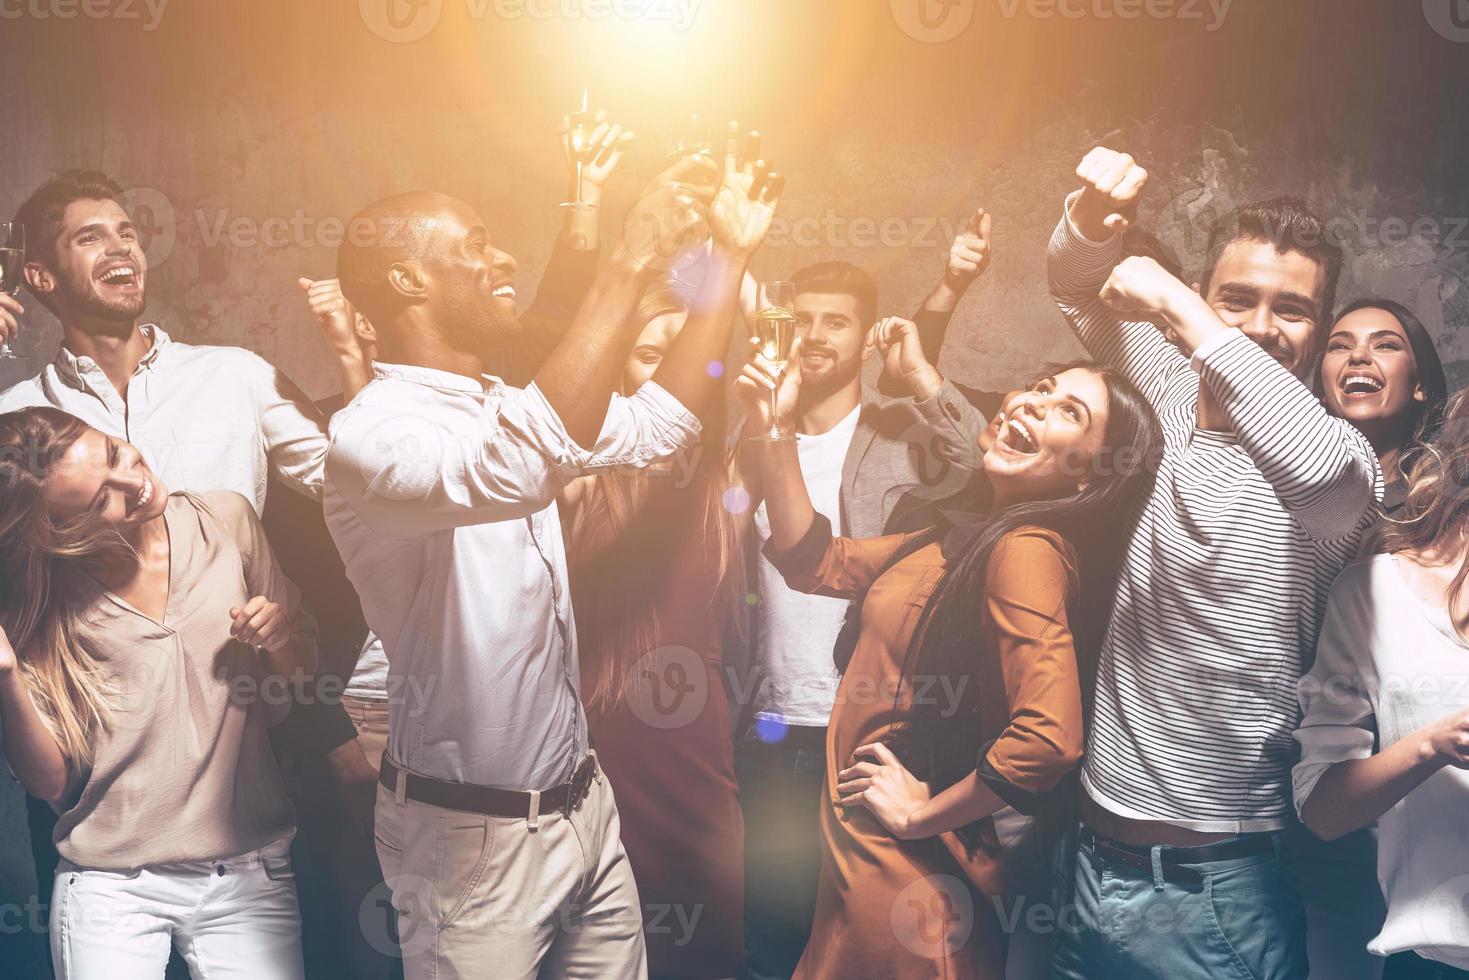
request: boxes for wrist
[899,801,933,840]
[904,363,944,403]
[926,280,962,314]
[1068,194,1113,244]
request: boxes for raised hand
[871,315,942,401]
[709,122,785,258]
[229,596,291,652]
[735,337,804,436]
[1072,147,1149,241]
[620,152,720,276]
[944,208,992,291]
[1099,255,1192,320]
[560,108,634,204]
[297,277,360,353]
[0,293,21,352]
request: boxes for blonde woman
[1295,389,1469,979]
[0,406,317,979]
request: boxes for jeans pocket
[1202,857,1307,980]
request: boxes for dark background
[1,0,1466,972]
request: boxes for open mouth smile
[998,417,1040,456]
[1340,373,1385,397]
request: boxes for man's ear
[388,262,427,300]
[24,261,54,299]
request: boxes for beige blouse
[52,491,313,870]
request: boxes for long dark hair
[893,362,1163,789]
[1332,298,1449,451]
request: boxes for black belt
[379,754,598,819]
[1079,826,1277,885]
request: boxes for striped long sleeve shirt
[1049,200,1382,832]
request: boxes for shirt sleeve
[762,512,932,600]
[326,379,700,537]
[245,353,331,502]
[977,529,1086,812]
[1195,331,1383,541]
[1292,570,1379,816]
[1047,192,1193,411]
[908,379,991,479]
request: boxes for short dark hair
[1200,197,1343,349]
[792,261,877,328]
[14,170,125,268]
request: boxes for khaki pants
[341,694,390,772]
[374,755,647,980]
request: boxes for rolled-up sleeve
[573,380,703,471]
[979,530,1085,812]
[1293,571,1378,816]
[764,513,934,600]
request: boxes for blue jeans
[1051,826,1309,980]
[735,724,826,980]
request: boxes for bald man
[320,158,728,979]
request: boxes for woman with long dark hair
[0,407,316,978]
[736,342,1162,979]
[1321,298,1449,516]
[1294,388,1469,979]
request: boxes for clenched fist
[1099,255,1191,320]
[1072,147,1149,242]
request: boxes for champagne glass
[0,222,23,359]
[749,281,797,442]
[563,88,595,211]
[666,112,712,165]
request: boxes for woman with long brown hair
[559,133,782,979]
[0,406,317,979]
[1294,388,1469,979]
[736,339,1163,980]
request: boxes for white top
[0,325,328,512]
[324,362,700,791]
[1294,555,1469,971]
[1048,199,1381,833]
[752,405,861,727]
[344,633,389,701]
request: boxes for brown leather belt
[379,753,598,819]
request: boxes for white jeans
[49,836,305,979]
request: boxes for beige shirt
[53,491,312,870]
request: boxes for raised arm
[1048,149,1189,407]
[533,153,719,448]
[1101,255,1382,539]
[246,352,331,502]
[300,277,374,404]
[0,625,70,803]
[870,315,989,479]
[876,208,992,397]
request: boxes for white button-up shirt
[0,325,328,511]
[323,363,701,791]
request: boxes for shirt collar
[53,323,170,390]
[371,360,496,394]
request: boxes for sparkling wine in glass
[564,88,595,211]
[0,222,23,360]
[750,281,797,442]
[667,112,712,165]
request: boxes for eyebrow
[1328,329,1406,344]
[72,221,132,240]
[1215,282,1320,319]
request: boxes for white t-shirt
[752,406,861,727]
[1294,554,1469,971]
[344,632,389,702]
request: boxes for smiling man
[1046,148,1383,980]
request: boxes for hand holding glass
[0,223,24,359]
[750,281,797,441]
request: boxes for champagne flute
[749,280,797,442]
[563,88,595,211]
[0,222,23,359]
[667,112,712,165]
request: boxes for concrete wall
[1,0,1465,969]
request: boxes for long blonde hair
[0,407,134,767]
[1380,389,1469,634]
